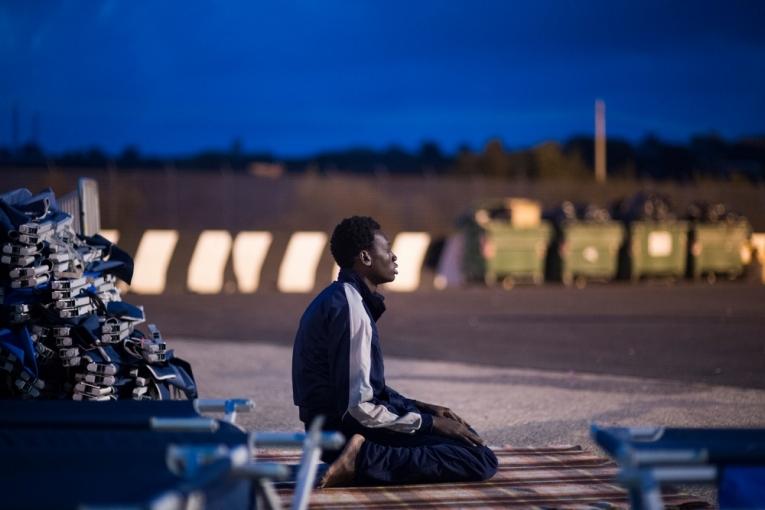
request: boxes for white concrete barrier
[752,233,765,284]
[277,232,327,293]
[131,230,179,294]
[233,231,273,293]
[386,232,431,292]
[187,230,232,294]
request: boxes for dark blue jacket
[292,269,433,435]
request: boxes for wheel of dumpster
[562,272,573,287]
[502,276,515,290]
[532,273,543,286]
[728,271,739,281]
[706,272,717,285]
[574,276,587,289]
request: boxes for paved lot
[178,340,765,448]
[140,281,765,388]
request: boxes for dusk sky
[1,1,764,156]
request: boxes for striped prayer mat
[258,445,712,509]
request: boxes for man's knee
[471,445,498,481]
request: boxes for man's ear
[359,249,372,267]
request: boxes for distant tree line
[1,134,764,182]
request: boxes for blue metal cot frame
[0,399,343,510]
[591,424,765,510]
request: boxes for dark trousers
[314,416,498,485]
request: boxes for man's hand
[431,416,485,447]
[415,401,470,428]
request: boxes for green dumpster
[558,221,625,286]
[481,221,553,287]
[460,198,552,287]
[626,221,689,281]
[689,220,751,281]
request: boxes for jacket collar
[338,268,386,322]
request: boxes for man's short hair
[330,216,381,268]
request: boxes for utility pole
[595,99,606,183]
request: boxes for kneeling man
[292,216,497,486]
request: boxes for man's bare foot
[319,434,365,488]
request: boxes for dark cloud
[1,1,764,155]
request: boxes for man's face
[364,231,398,285]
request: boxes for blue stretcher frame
[591,423,765,510]
[0,399,343,510]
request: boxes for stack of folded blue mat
[0,187,196,401]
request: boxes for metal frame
[250,416,345,510]
[155,398,344,510]
[194,398,255,425]
[591,424,721,510]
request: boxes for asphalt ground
[175,340,765,448]
[138,280,765,389]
